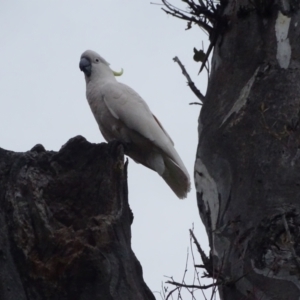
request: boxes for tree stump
[0,136,155,300]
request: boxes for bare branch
[173,56,204,103]
[199,40,214,73]
[165,286,179,300]
[189,229,211,269]
[166,280,222,290]
[190,225,207,300]
[161,0,214,34]
[162,0,228,75]
[161,9,213,34]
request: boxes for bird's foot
[108,140,130,159]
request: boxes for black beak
[79,57,92,77]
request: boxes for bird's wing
[152,114,174,146]
[102,82,175,152]
[101,81,190,198]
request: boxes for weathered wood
[195,2,300,299]
[0,136,155,300]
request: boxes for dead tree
[164,0,300,299]
[0,136,155,300]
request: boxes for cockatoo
[79,50,190,199]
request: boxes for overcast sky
[0,1,216,299]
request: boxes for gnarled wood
[0,136,155,300]
[195,2,300,299]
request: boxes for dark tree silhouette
[0,136,155,300]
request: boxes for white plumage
[79,50,190,199]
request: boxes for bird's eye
[95,58,99,63]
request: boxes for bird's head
[79,50,123,81]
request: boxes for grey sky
[0,1,214,298]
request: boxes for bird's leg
[108,140,130,158]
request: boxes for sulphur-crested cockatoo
[79,50,190,199]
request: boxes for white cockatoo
[79,50,190,199]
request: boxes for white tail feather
[162,157,191,199]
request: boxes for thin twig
[189,229,212,273]
[161,8,213,34]
[161,0,214,34]
[190,226,208,300]
[173,56,205,103]
[189,102,202,105]
[166,280,222,290]
[165,286,179,300]
[199,41,214,73]
[178,248,198,299]
[179,248,192,296]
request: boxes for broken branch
[173,56,204,103]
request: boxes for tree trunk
[0,136,155,300]
[195,1,300,299]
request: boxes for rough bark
[0,136,155,300]
[195,1,300,299]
